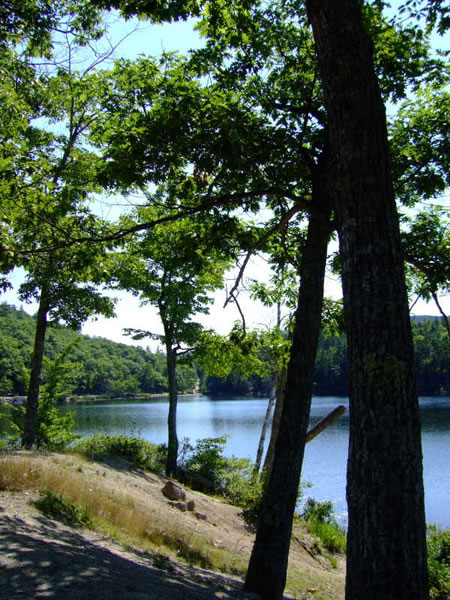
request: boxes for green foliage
[180,435,263,516]
[427,526,450,599]
[195,325,275,381]
[301,498,346,554]
[402,209,450,309]
[111,208,234,355]
[0,0,104,54]
[180,435,230,485]
[0,403,24,446]
[2,304,447,399]
[36,341,81,450]
[74,434,167,472]
[301,498,334,523]
[222,456,263,520]
[0,304,197,397]
[391,88,450,207]
[204,314,450,396]
[34,490,94,528]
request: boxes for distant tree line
[1,303,448,399]
[204,317,450,397]
[0,304,197,398]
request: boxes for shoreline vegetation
[2,390,449,407]
[0,392,198,405]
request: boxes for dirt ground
[0,453,345,600]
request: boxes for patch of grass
[286,562,344,600]
[34,491,94,528]
[301,498,346,555]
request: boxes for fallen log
[305,404,346,444]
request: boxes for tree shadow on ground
[0,513,257,600]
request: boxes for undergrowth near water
[34,490,94,528]
[73,434,167,472]
[301,498,347,556]
[427,526,450,599]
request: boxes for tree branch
[431,290,450,338]
[12,188,311,256]
[224,203,304,308]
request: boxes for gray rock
[168,501,187,512]
[194,512,207,521]
[161,481,186,501]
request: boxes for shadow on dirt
[0,513,253,600]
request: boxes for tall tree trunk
[306,2,428,599]
[22,287,49,449]
[245,186,331,599]
[165,339,178,477]
[253,377,277,477]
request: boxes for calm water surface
[60,395,450,528]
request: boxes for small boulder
[161,481,186,501]
[186,499,196,512]
[194,512,207,521]
[168,501,187,512]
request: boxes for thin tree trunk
[431,291,450,338]
[255,300,282,477]
[261,372,285,479]
[253,377,277,477]
[245,185,331,599]
[22,287,49,449]
[306,2,428,598]
[165,340,178,477]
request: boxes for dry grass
[0,452,246,575]
[0,451,345,599]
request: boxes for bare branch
[228,288,247,337]
[431,290,450,338]
[224,203,303,308]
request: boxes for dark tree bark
[245,182,332,599]
[22,286,49,449]
[306,1,428,599]
[165,337,178,477]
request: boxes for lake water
[60,395,450,529]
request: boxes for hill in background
[1,302,449,398]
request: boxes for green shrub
[180,435,230,486]
[302,498,334,523]
[0,403,24,447]
[301,498,346,554]
[179,436,263,523]
[74,434,167,472]
[34,490,93,528]
[427,526,450,599]
[221,456,263,508]
[36,341,81,451]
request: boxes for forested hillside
[0,304,197,397]
[1,303,448,399]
